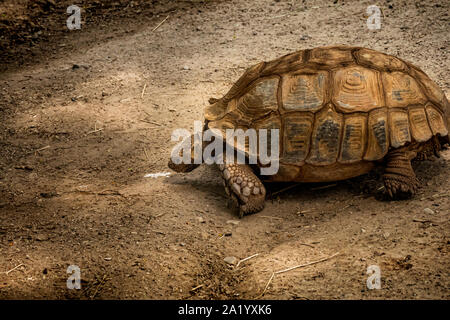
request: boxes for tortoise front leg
[383,149,420,199]
[219,162,266,217]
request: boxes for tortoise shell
[204,46,449,180]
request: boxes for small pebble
[35,234,49,241]
[227,220,240,226]
[224,256,238,265]
[196,217,205,223]
[423,208,434,214]
[200,232,209,240]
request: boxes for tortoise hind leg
[383,149,420,199]
[219,162,266,218]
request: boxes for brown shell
[206,45,449,167]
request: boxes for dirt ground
[0,0,449,299]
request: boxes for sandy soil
[0,0,449,299]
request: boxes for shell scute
[355,48,408,72]
[333,66,383,113]
[408,106,433,142]
[426,104,448,136]
[389,110,411,148]
[409,66,446,108]
[236,77,279,118]
[253,114,282,162]
[281,72,327,112]
[306,104,343,166]
[282,113,314,165]
[382,72,427,108]
[364,109,389,161]
[338,114,367,164]
[308,46,354,67]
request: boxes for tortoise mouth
[168,159,200,173]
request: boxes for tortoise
[169,45,449,217]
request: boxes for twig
[270,14,288,19]
[153,212,166,218]
[259,252,340,297]
[270,183,301,198]
[190,284,204,292]
[32,145,50,154]
[97,190,123,196]
[86,128,104,135]
[140,119,162,126]
[336,204,351,212]
[311,184,337,191]
[89,274,109,299]
[275,252,340,275]
[67,189,125,198]
[152,15,170,32]
[298,243,315,249]
[141,84,147,98]
[144,148,150,161]
[236,253,259,268]
[5,263,24,275]
[260,272,275,297]
[296,209,316,215]
[259,215,283,220]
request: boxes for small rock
[200,232,209,240]
[226,220,240,226]
[196,217,205,223]
[40,192,57,198]
[35,234,49,241]
[180,242,186,247]
[224,256,238,265]
[423,208,434,215]
[104,257,112,261]
[183,65,190,70]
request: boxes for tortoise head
[168,133,202,173]
[168,159,200,173]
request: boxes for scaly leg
[219,162,266,217]
[383,149,419,199]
